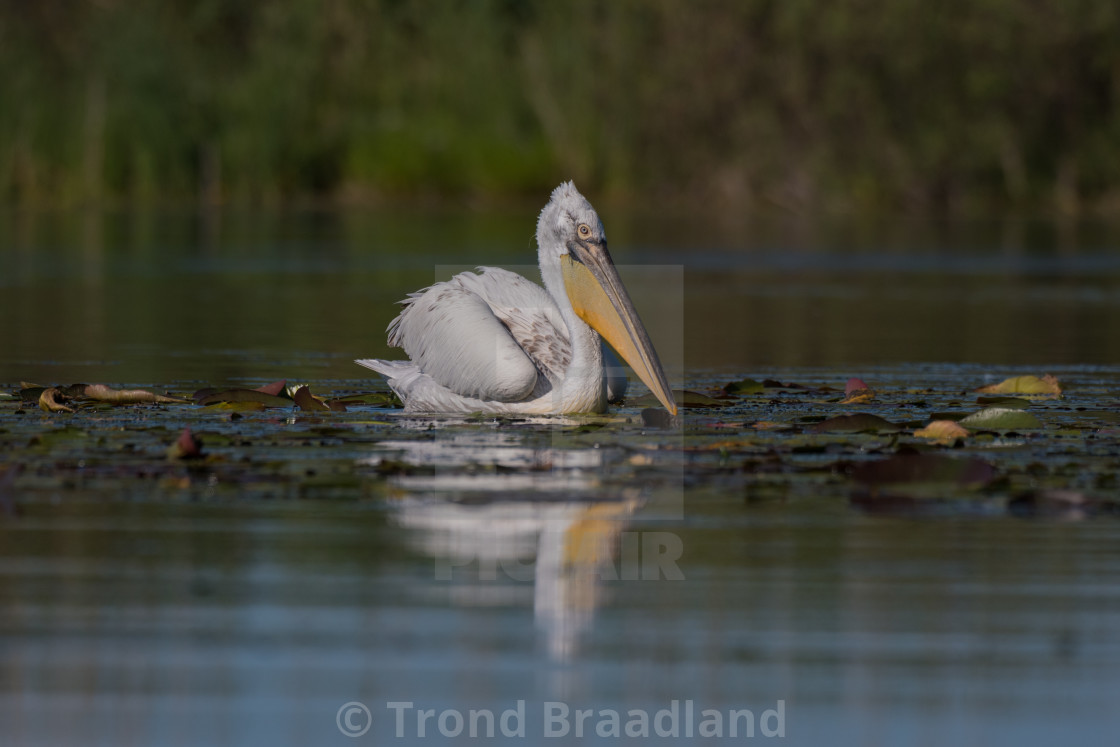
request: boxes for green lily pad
[959,407,1043,430]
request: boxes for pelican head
[537,182,677,416]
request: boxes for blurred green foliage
[1,0,1118,213]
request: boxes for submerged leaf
[975,374,1061,398]
[959,407,1042,430]
[807,413,901,433]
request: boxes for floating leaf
[722,378,764,395]
[838,377,876,404]
[254,380,289,397]
[913,420,970,443]
[327,391,401,408]
[19,386,47,403]
[39,388,75,413]
[195,389,294,408]
[807,413,901,433]
[68,384,190,405]
[959,407,1042,430]
[293,385,330,412]
[975,374,1061,398]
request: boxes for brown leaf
[293,385,330,412]
[254,380,289,397]
[39,388,75,413]
[72,384,190,405]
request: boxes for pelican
[356,182,677,415]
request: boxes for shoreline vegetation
[2,1,1119,217]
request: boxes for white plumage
[357,182,675,416]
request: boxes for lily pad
[807,413,902,434]
[840,377,876,404]
[975,374,1061,398]
[913,420,970,442]
[294,385,330,412]
[68,384,190,405]
[195,389,295,408]
[959,407,1042,430]
[722,378,764,395]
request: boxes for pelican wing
[452,268,571,383]
[385,268,570,402]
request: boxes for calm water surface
[3,208,1120,746]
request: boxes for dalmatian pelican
[356,182,677,416]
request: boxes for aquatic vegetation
[2,368,1118,519]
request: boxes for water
[3,207,1120,746]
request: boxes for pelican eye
[577,223,591,239]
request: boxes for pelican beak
[561,241,677,415]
